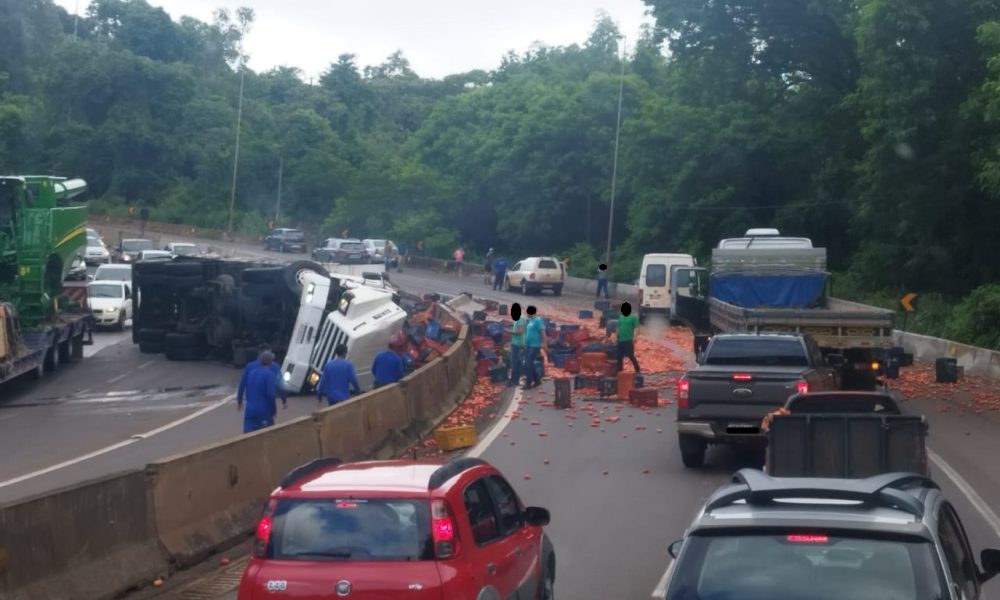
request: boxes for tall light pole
[604,36,626,265]
[226,63,245,234]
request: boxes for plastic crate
[578,310,594,319]
[434,425,477,451]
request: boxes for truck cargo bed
[766,414,928,477]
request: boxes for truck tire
[553,285,563,297]
[44,343,60,372]
[27,360,44,381]
[58,339,72,363]
[165,332,202,349]
[283,261,330,296]
[679,434,707,469]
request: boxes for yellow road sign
[900,292,918,312]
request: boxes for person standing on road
[596,263,610,299]
[483,248,494,284]
[493,256,508,291]
[608,302,641,373]
[371,339,405,389]
[523,305,547,390]
[317,343,361,406]
[453,246,465,277]
[508,303,525,387]
[238,351,287,433]
[237,343,287,408]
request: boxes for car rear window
[282,230,305,240]
[646,264,667,287]
[538,259,557,269]
[667,533,944,600]
[341,242,365,251]
[705,338,809,367]
[266,498,433,561]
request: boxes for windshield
[95,267,131,281]
[372,240,386,248]
[538,259,558,269]
[87,238,103,248]
[666,534,944,600]
[122,240,153,252]
[705,339,808,367]
[172,245,198,256]
[266,498,432,562]
[89,284,123,299]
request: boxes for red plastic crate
[628,387,658,407]
[471,336,495,351]
[563,357,581,373]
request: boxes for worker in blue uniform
[238,351,286,433]
[371,340,405,389]
[317,343,361,406]
[237,343,287,407]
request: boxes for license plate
[728,422,756,429]
[726,423,760,434]
[349,254,360,259]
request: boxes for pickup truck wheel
[58,339,72,363]
[44,343,60,372]
[552,285,563,297]
[283,261,330,296]
[679,434,707,469]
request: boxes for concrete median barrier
[0,470,167,600]
[314,385,413,460]
[146,415,321,568]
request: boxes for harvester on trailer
[0,176,94,385]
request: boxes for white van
[638,253,696,323]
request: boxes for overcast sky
[53,0,653,80]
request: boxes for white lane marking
[138,360,155,370]
[929,449,1000,541]
[466,386,524,459]
[106,373,129,384]
[0,394,233,490]
[651,558,676,598]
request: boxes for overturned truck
[131,257,406,391]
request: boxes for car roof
[122,238,151,243]
[88,279,126,286]
[276,457,492,497]
[689,469,939,540]
[711,333,803,341]
[97,264,130,269]
[170,242,197,247]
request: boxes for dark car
[663,469,1000,600]
[264,228,307,253]
[312,238,369,264]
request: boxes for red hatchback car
[237,457,556,600]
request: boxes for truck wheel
[679,434,707,469]
[27,360,44,381]
[283,261,330,296]
[58,339,72,363]
[553,285,563,297]
[165,332,206,361]
[44,342,60,372]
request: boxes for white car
[504,256,566,296]
[93,264,132,283]
[137,249,172,262]
[84,237,111,265]
[362,239,398,264]
[87,280,133,330]
[164,242,200,258]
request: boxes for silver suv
[664,469,1000,599]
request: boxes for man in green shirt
[509,303,526,387]
[610,302,641,373]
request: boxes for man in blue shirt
[237,343,287,406]
[493,256,508,291]
[238,351,286,433]
[317,343,361,406]
[523,305,547,389]
[371,341,404,389]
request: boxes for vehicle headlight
[105,307,118,313]
[283,370,292,382]
[123,255,131,262]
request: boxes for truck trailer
[672,229,907,390]
[0,176,95,386]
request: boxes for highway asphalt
[17,226,1000,598]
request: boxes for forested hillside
[5,0,1000,344]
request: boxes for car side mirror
[981,548,1000,582]
[668,539,684,559]
[524,506,550,527]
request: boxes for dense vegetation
[4,0,1000,345]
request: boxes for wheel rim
[544,573,554,599]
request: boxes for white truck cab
[281,272,406,393]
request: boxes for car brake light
[795,379,809,394]
[732,373,753,382]
[787,533,828,543]
[253,500,276,558]
[431,499,458,559]
[676,377,690,409]
[871,361,880,371]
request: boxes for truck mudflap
[766,414,929,477]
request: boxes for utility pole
[73,0,80,40]
[275,157,284,224]
[226,65,245,234]
[604,36,626,265]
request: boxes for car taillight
[431,499,458,559]
[870,361,880,371]
[253,500,277,558]
[732,373,753,382]
[676,377,690,409]
[787,533,828,543]
[795,379,809,394]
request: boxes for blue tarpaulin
[710,273,827,308]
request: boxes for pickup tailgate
[686,366,806,422]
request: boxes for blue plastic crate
[549,352,571,367]
[425,319,441,341]
[560,324,581,332]
[578,309,594,319]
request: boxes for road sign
[900,292,918,312]
[341,229,349,237]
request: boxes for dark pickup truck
[675,333,840,468]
